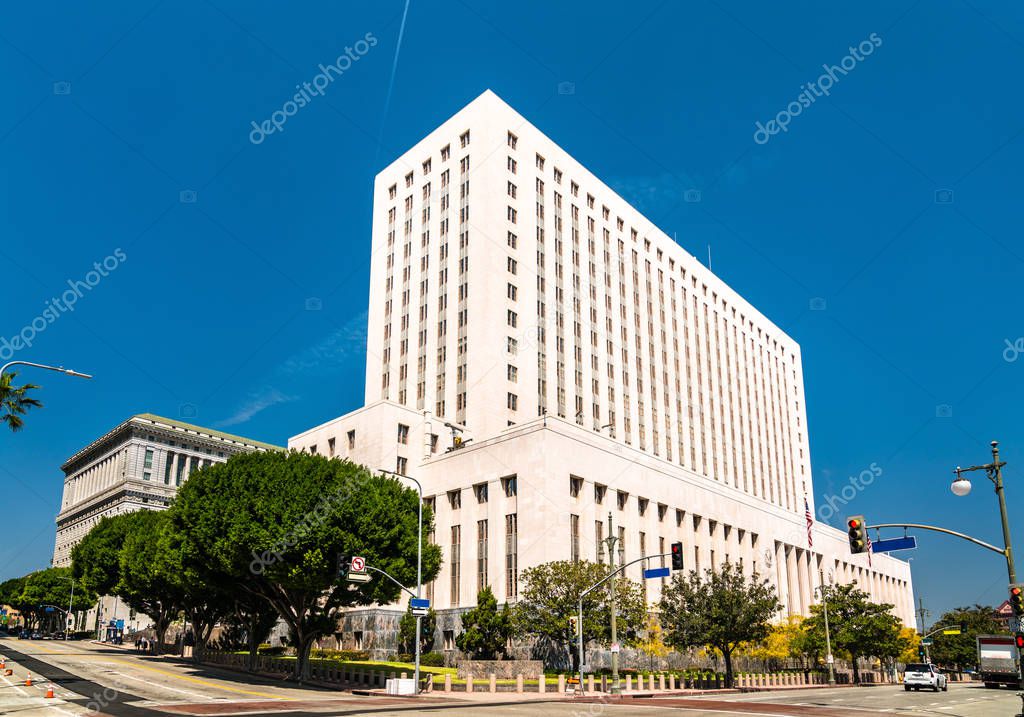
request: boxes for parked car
[903,663,948,692]
[29,631,42,640]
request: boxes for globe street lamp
[949,441,1015,584]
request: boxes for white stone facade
[53,413,280,569]
[290,90,915,627]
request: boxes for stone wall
[457,660,544,679]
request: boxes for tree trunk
[246,613,259,672]
[722,648,734,689]
[294,633,315,682]
[851,653,861,684]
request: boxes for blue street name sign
[643,567,671,579]
[410,598,430,609]
[871,536,917,553]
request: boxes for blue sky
[2,1,1022,623]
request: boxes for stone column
[785,546,799,616]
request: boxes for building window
[347,430,356,449]
[505,513,518,598]
[570,514,580,562]
[164,452,174,485]
[176,457,186,486]
[441,144,450,161]
[388,184,397,199]
[398,423,410,444]
[450,525,461,605]
[657,503,667,522]
[617,490,628,510]
[595,520,605,563]
[143,449,153,469]
[354,631,363,649]
[507,365,518,382]
[328,437,336,457]
[638,497,649,516]
[443,629,455,650]
[507,283,518,300]
[507,392,518,410]
[429,433,439,453]
[309,444,318,454]
[501,475,517,497]
[507,309,518,327]
[474,482,489,503]
[618,526,626,564]
[536,153,545,170]
[507,131,517,149]
[507,231,517,248]
[507,257,518,274]
[569,475,583,498]
[396,456,407,475]
[142,471,151,481]
[460,130,470,148]
[594,483,607,504]
[477,519,489,592]
[448,489,462,509]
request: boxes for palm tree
[0,371,43,431]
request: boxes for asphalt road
[0,635,1020,716]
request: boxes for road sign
[826,654,834,665]
[346,572,371,583]
[921,638,933,646]
[643,567,670,579]
[44,607,55,613]
[351,556,366,573]
[943,628,961,635]
[411,607,429,617]
[610,642,620,653]
[410,598,430,609]
[871,536,917,553]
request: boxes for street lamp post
[603,512,621,694]
[815,570,836,685]
[949,440,1019,689]
[0,361,93,381]
[950,441,1015,584]
[380,468,423,695]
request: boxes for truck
[977,634,1020,688]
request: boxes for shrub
[310,648,370,661]
[257,645,286,656]
[421,651,445,666]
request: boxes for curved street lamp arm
[0,361,93,379]
[364,564,417,600]
[867,522,1005,555]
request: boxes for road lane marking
[104,667,217,701]
[104,658,293,700]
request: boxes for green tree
[168,451,441,681]
[456,586,513,659]
[71,512,135,597]
[0,371,42,432]
[515,560,647,671]
[398,602,437,655]
[17,567,95,631]
[659,562,781,687]
[742,615,808,670]
[928,605,1006,671]
[117,510,184,653]
[801,582,905,683]
[215,595,281,671]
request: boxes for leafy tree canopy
[456,586,513,659]
[659,561,781,687]
[515,559,646,670]
[928,604,1006,670]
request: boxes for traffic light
[1010,584,1024,616]
[918,645,926,660]
[847,516,868,554]
[1014,632,1024,650]
[568,616,579,637]
[671,542,684,571]
[336,554,351,579]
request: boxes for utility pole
[604,512,620,694]
[817,570,835,685]
[917,598,931,662]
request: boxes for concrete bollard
[626,674,632,691]
[489,673,496,693]
[400,671,407,680]
[444,674,452,692]
[587,675,594,692]
[538,674,545,694]
[669,674,676,690]
[558,674,565,693]
[516,674,524,693]
[660,674,666,691]
[637,674,644,691]
[466,673,473,693]
[601,675,608,692]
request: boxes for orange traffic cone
[45,685,54,699]
[24,673,32,687]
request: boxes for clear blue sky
[2,1,1021,624]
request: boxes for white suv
[903,663,948,691]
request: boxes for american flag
[804,497,813,548]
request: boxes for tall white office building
[290,90,914,652]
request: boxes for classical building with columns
[53,413,280,636]
[288,90,915,652]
